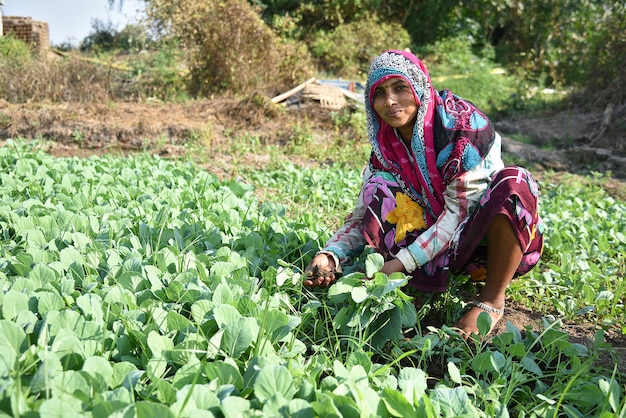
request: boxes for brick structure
[2,16,49,54]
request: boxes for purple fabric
[360,166,544,292]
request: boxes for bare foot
[454,304,503,338]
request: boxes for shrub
[80,19,118,53]
[310,16,411,79]
[0,53,112,103]
[116,23,151,52]
[125,40,189,101]
[80,20,152,53]
[146,0,315,97]
[418,37,523,115]
[0,36,31,61]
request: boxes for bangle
[472,300,504,315]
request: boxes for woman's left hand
[380,258,406,276]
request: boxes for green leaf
[211,261,240,280]
[351,286,368,303]
[399,299,418,327]
[147,331,174,356]
[447,362,462,384]
[285,398,315,418]
[221,396,251,418]
[175,384,221,410]
[59,247,85,271]
[205,360,244,388]
[520,357,544,376]
[152,379,177,404]
[365,253,385,277]
[0,320,27,378]
[146,355,168,380]
[9,252,34,276]
[471,351,506,375]
[476,311,492,337]
[397,367,427,404]
[103,286,138,309]
[117,271,147,293]
[310,393,344,418]
[171,360,206,390]
[133,402,176,418]
[381,388,415,417]
[505,342,526,357]
[190,299,214,324]
[14,310,38,334]
[166,311,192,332]
[213,304,242,329]
[598,377,620,413]
[36,291,66,316]
[92,400,130,418]
[83,356,114,389]
[28,264,59,286]
[111,362,140,388]
[221,317,258,358]
[50,370,91,399]
[49,310,101,339]
[1,290,30,321]
[327,281,353,304]
[30,352,63,393]
[212,283,235,305]
[70,231,92,252]
[430,386,476,417]
[254,365,295,402]
[258,309,294,343]
[38,396,84,418]
[76,294,104,324]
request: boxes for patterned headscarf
[364,50,494,225]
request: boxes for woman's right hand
[303,253,339,288]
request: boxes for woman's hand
[380,258,405,276]
[303,253,339,288]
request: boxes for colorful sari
[360,166,544,291]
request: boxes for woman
[304,50,544,337]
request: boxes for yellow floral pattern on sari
[385,192,427,243]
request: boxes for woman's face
[372,77,418,141]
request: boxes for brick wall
[2,16,49,54]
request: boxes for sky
[2,0,144,46]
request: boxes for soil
[0,96,625,373]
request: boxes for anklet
[472,300,504,315]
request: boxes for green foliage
[126,40,189,101]
[116,23,152,52]
[418,37,523,115]
[147,0,315,97]
[310,16,411,79]
[0,37,31,61]
[80,19,118,53]
[256,0,625,100]
[569,2,626,107]
[0,141,624,416]
[510,172,626,329]
[416,0,625,94]
[81,20,152,53]
[0,52,113,103]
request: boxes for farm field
[2,0,625,413]
[0,133,625,416]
